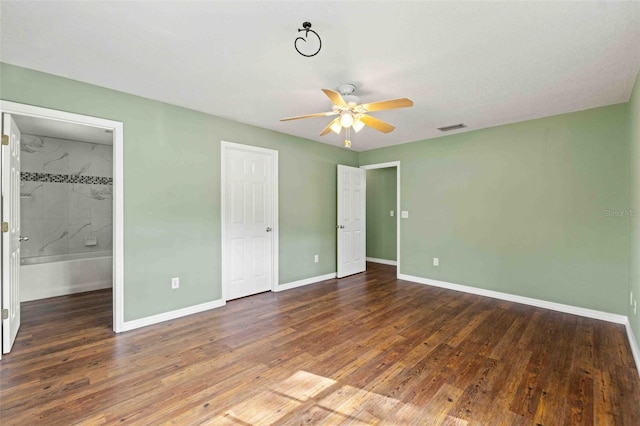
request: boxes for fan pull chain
[344,127,352,148]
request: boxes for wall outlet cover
[401,211,409,218]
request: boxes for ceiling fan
[280,84,413,147]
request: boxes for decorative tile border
[21,172,112,185]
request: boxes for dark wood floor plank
[1,263,638,425]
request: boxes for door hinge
[1,309,7,320]
[1,135,8,146]
[1,222,8,233]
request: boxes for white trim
[360,161,401,278]
[366,257,397,266]
[398,273,628,324]
[121,299,225,332]
[113,118,125,333]
[360,161,400,170]
[0,100,125,335]
[272,150,279,292]
[276,272,337,292]
[220,141,278,301]
[625,319,640,377]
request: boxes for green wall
[366,168,397,261]
[630,69,640,345]
[0,63,358,321]
[360,104,630,315]
[1,61,637,328]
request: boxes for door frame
[220,141,279,301]
[360,161,401,277]
[0,100,125,339]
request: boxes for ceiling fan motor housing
[336,84,359,106]
[337,83,356,95]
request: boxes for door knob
[266,227,272,232]
[19,235,29,242]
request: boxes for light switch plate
[401,211,409,218]
[390,210,395,217]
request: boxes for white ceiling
[12,115,113,145]
[1,1,639,152]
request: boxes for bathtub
[20,251,112,302]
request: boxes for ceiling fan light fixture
[352,118,365,133]
[330,120,342,134]
[340,111,354,128]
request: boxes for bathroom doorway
[0,101,124,358]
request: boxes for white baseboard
[366,257,397,266]
[276,272,337,292]
[121,299,225,332]
[121,272,337,332]
[624,319,640,377]
[21,279,112,302]
[398,274,627,324]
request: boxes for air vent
[438,123,467,132]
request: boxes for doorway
[361,161,400,275]
[221,141,278,301]
[365,167,397,265]
[0,101,124,359]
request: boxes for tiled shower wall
[20,134,113,258]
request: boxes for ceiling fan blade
[280,111,337,122]
[359,114,395,133]
[319,117,341,136]
[361,98,413,112]
[322,89,348,107]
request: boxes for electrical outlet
[171,277,180,289]
[401,211,409,219]
[433,257,439,266]
[390,210,395,217]
[314,254,319,263]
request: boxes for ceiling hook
[294,21,322,57]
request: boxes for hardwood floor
[1,263,639,425]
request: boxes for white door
[2,114,21,354]
[337,165,366,278]
[222,143,277,300]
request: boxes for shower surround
[20,134,113,259]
